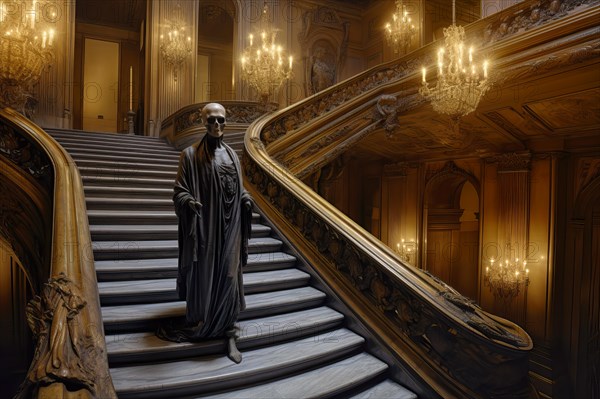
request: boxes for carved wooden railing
[243,0,599,397]
[0,108,116,399]
[160,101,275,150]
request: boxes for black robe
[158,135,252,342]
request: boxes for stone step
[98,269,311,305]
[57,139,180,155]
[102,286,327,333]
[110,328,363,399]
[48,128,170,144]
[88,210,177,225]
[199,352,389,399]
[84,186,174,199]
[95,252,297,281]
[82,175,175,188]
[86,197,175,211]
[67,151,180,166]
[90,223,270,241]
[92,237,284,260]
[73,158,179,172]
[349,379,417,399]
[106,306,344,364]
[78,166,177,180]
[61,143,181,160]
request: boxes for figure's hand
[243,200,253,212]
[188,200,203,215]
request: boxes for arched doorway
[197,2,235,102]
[423,163,480,300]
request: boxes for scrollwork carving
[0,123,52,188]
[15,273,109,398]
[484,0,597,44]
[491,152,532,172]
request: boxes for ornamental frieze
[483,0,599,44]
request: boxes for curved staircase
[47,128,418,399]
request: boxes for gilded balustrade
[0,108,116,399]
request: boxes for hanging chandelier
[240,2,293,104]
[419,0,491,120]
[0,0,57,112]
[484,257,530,301]
[384,0,417,55]
[160,3,192,81]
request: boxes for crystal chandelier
[240,2,293,104]
[419,0,491,120]
[384,0,417,55]
[395,239,416,265]
[160,4,192,81]
[484,257,530,300]
[0,0,57,111]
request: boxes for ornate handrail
[0,108,116,399]
[243,0,598,397]
[160,100,275,150]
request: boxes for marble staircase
[47,128,418,399]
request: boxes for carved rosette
[15,273,109,398]
[243,152,531,398]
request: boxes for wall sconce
[484,257,530,300]
[395,238,416,265]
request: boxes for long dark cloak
[157,135,252,342]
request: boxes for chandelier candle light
[484,257,530,300]
[0,0,57,111]
[160,4,192,81]
[385,0,417,55]
[395,238,415,264]
[240,2,293,104]
[419,0,491,121]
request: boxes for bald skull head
[201,103,226,138]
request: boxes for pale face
[202,104,226,138]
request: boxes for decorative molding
[260,58,420,145]
[491,152,532,172]
[383,162,412,177]
[426,161,479,186]
[172,102,269,134]
[483,0,599,44]
[243,152,531,398]
[16,273,109,398]
[0,122,52,189]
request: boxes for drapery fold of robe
[157,135,252,342]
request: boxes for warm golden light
[384,0,417,55]
[0,0,58,111]
[159,4,192,81]
[240,3,293,103]
[484,256,530,300]
[419,0,492,120]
